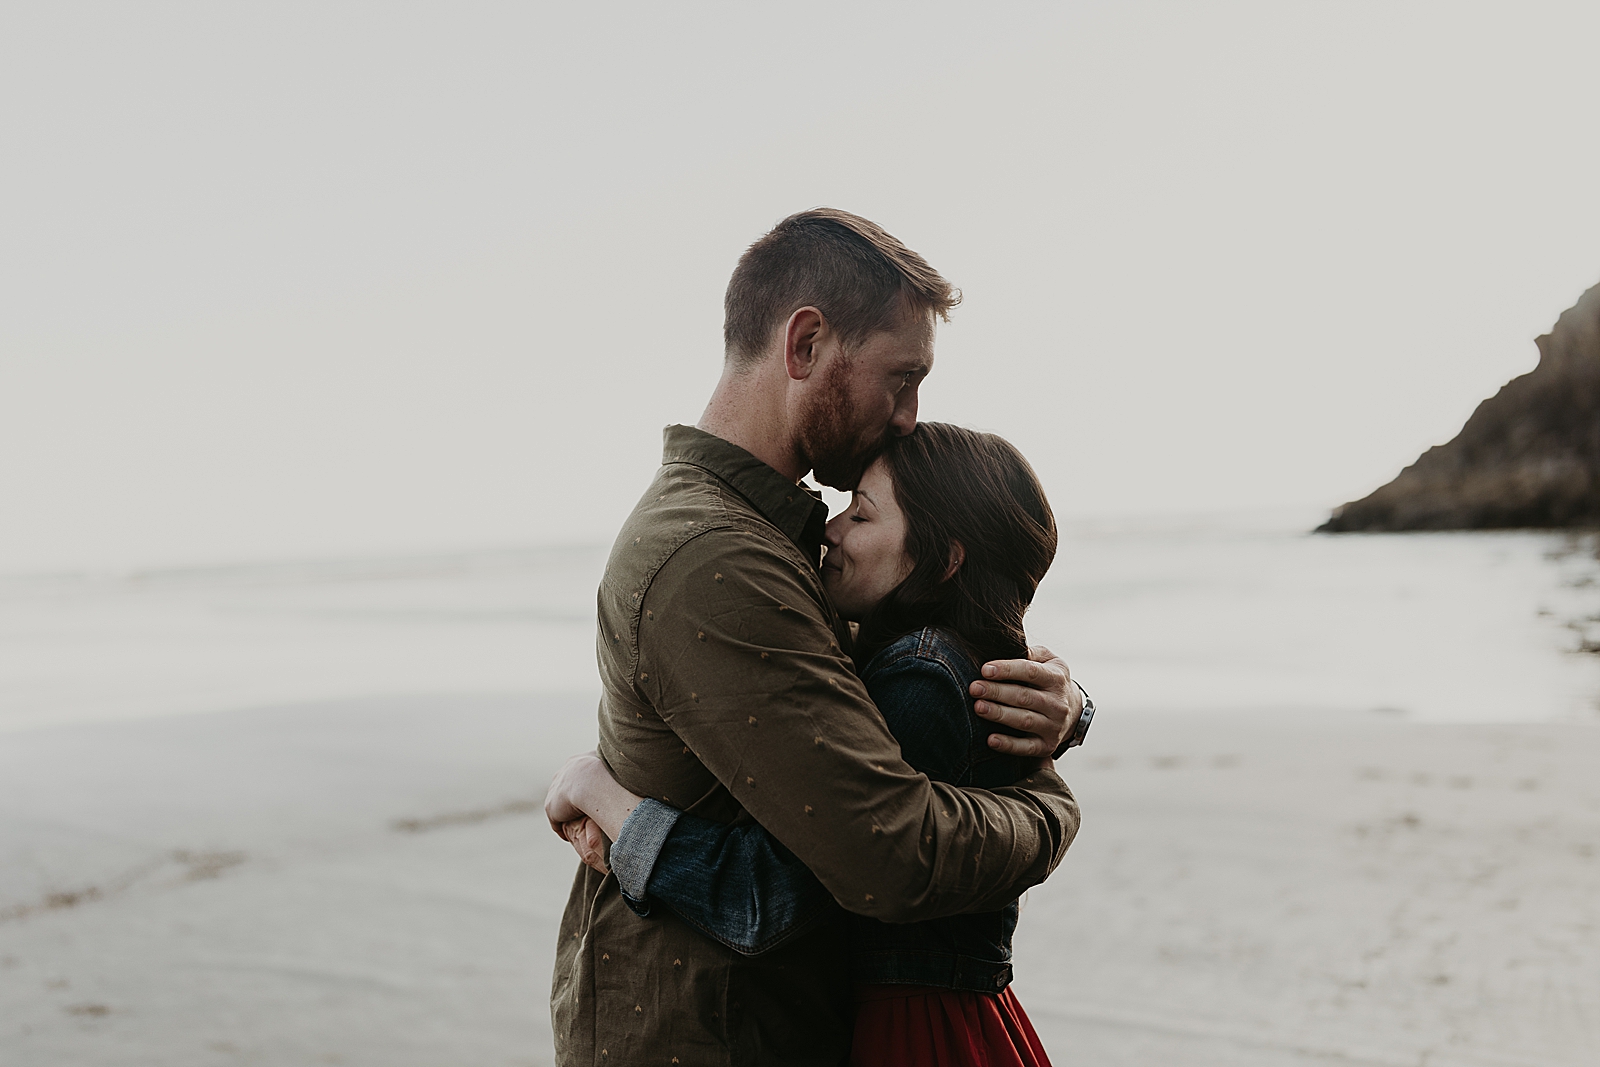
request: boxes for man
[547,209,1084,1065]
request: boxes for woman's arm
[612,800,839,955]
[544,752,837,955]
[544,751,643,842]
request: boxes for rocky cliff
[1319,281,1600,532]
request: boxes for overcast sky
[4,2,1600,573]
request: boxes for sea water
[2,513,1598,735]
[1031,512,1600,723]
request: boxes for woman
[548,423,1084,1067]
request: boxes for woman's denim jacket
[608,626,1029,994]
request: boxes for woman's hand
[543,749,646,843]
[544,750,608,836]
[969,645,1083,757]
[562,816,611,875]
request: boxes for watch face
[1067,697,1094,748]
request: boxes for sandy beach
[1020,712,1599,1067]
[3,528,1597,1064]
[2,696,1595,1066]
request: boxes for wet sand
[1,699,1596,1066]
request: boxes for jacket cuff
[610,798,682,912]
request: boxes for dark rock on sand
[1320,281,1600,532]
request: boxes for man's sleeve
[632,529,1080,923]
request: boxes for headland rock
[1320,281,1600,532]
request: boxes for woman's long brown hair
[854,422,1058,668]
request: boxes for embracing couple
[544,209,1092,1066]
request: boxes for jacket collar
[662,424,829,563]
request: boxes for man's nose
[889,388,919,437]
[823,513,847,546]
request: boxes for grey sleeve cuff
[610,798,682,904]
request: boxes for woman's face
[821,458,915,620]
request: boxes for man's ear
[783,307,827,382]
[944,540,966,581]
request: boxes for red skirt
[850,984,1053,1067]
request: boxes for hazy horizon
[5,2,1600,574]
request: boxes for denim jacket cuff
[611,798,682,913]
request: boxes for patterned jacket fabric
[551,424,1080,1067]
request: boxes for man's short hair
[723,208,960,367]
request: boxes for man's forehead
[861,313,935,369]
[904,307,937,352]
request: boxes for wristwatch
[1054,680,1094,758]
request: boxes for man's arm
[623,531,1079,923]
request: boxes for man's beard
[797,357,888,490]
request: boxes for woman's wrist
[576,756,644,840]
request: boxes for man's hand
[970,645,1082,757]
[562,816,610,875]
